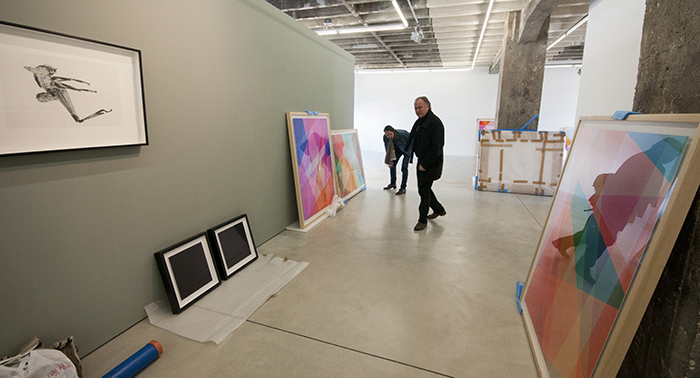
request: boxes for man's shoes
[427,210,447,220]
[395,188,406,195]
[384,184,396,190]
[414,222,427,231]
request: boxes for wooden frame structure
[520,114,700,378]
[476,129,565,195]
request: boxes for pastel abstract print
[332,131,366,200]
[523,126,688,378]
[293,117,335,222]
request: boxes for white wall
[354,67,498,157]
[539,66,581,131]
[355,66,581,156]
[575,0,646,119]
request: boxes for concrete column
[617,0,700,377]
[494,11,549,130]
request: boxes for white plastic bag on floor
[326,195,345,217]
[0,349,78,378]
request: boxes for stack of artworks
[286,112,336,230]
[331,129,366,202]
[521,115,700,378]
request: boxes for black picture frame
[0,21,147,156]
[154,233,220,314]
[207,214,259,280]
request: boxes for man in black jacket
[408,96,446,231]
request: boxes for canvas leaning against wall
[286,112,337,230]
[331,129,366,202]
[520,114,700,378]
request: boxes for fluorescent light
[567,15,588,35]
[392,0,409,27]
[339,24,405,34]
[394,69,430,73]
[317,23,406,35]
[546,34,567,50]
[471,0,495,70]
[547,15,588,51]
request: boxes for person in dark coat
[408,96,446,231]
[383,125,412,195]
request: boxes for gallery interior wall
[0,0,355,358]
[575,0,645,120]
[354,66,580,156]
[538,67,581,132]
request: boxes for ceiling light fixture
[547,15,588,51]
[316,23,406,35]
[411,26,424,44]
[391,0,409,28]
[471,0,495,70]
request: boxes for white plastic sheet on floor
[145,254,308,344]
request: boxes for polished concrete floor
[82,152,553,378]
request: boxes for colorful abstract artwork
[522,118,697,378]
[331,129,366,201]
[287,113,336,229]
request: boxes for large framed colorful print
[520,115,700,378]
[331,129,366,202]
[207,214,258,280]
[0,21,147,156]
[154,233,220,314]
[286,112,337,230]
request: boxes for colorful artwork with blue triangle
[523,126,688,378]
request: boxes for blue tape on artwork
[520,114,539,130]
[516,281,524,314]
[306,111,319,115]
[611,110,642,120]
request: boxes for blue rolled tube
[102,341,162,378]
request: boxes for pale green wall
[0,0,354,357]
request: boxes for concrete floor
[82,152,553,378]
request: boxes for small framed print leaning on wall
[0,21,147,156]
[154,233,220,314]
[207,214,258,280]
[520,114,700,378]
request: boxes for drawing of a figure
[24,64,112,123]
[552,137,683,284]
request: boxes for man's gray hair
[415,96,431,108]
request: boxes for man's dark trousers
[417,169,445,224]
[389,154,410,190]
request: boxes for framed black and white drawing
[154,233,220,314]
[0,21,147,156]
[207,214,258,280]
